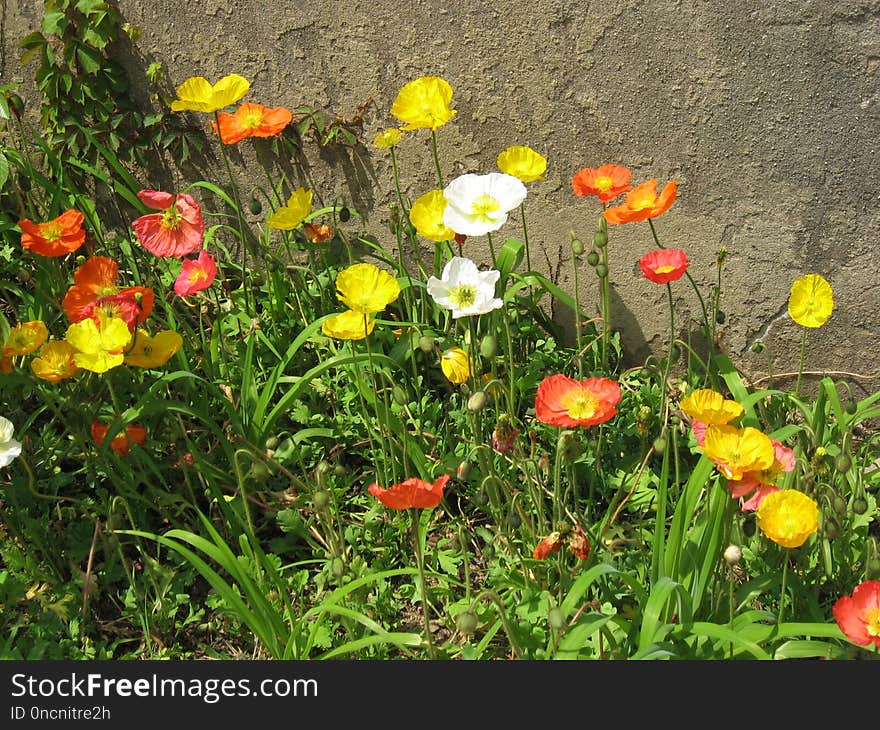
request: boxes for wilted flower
[131,190,205,258]
[492,415,520,454]
[2,321,48,358]
[0,416,22,468]
[212,102,292,144]
[639,248,690,284]
[440,346,472,384]
[321,310,376,341]
[372,127,405,149]
[496,145,547,183]
[788,273,834,328]
[426,256,502,319]
[304,223,333,243]
[756,489,819,548]
[733,440,796,512]
[170,73,250,114]
[30,341,79,382]
[533,523,591,561]
[409,189,455,242]
[390,76,456,131]
[174,249,217,297]
[368,474,450,509]
[703,425,775,481]
[18,209,85,257]
[123,330,183,368]
[604,179,677,225]
[442,172,527,237]
[65,315,132,374]
[335,262,400,314]
[832,580,880,648]
[534,374,622,429]
[91,420,147,457]
[571,164,632,204]
[267,188,313,230]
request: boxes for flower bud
[597,216,607,234]
[548,607,566,631]
[586,251,599,267]
[595,263,608,278]
[248,197,262,215]
[593,230,608,248]
[559,430,582,461]
[456,460,472,482]
[652,437,667,455]
[723,544,742,566]
[479,334,498,359]
[392,385,408,406]
[467,390,488,412]
[456,610,479,635]
[338,206,351,222]
[824,516,840,540]
[571,237,584,256]
[852,497,869,515]
[331,556,345,577]
[715,310,727,324]
[844,400,858,416]
[834,453,852,473]
[751,341,766,353]
[418,335,435,353]
[832,494,848,515]
[312,489,331,510]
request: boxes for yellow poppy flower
[788,273,834,328]
[703,425,775,481]
[390,76,457,131]
[124,329,183,368]
[267,188,313,230]
[170,74,250,113]
[321,310,376,341]
[335,262,400,314]
[372,127,405,149]
[65,316,131,374]
[30,340,79,383]
[757,489,819,548]
[440,346,472,384]
[679,389,743,426]
[496,145,547,183]
[409,189,454,242]
[3,320,48,357]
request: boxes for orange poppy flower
[532,524,591,561]
[304,222,334,243]
[533,531,563,559]
[833,580,880,648]
[62,256,154,327]
[19,209,86,257]
[535,374,622,429]
[212,102,293,144]
[90,420,147,457]
[571,164,632,204]
[639,248,690,284]
[2,320,48,357]
[367,474,450,510]
[603,179,677,225]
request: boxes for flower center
[866,607,880,638]
[189,269,207,284]
[594,175,613,192]
[41,222,63,242]
[448,285,477,310]
[561,388,599,420]
[243,109,264,129]
[470,194,501,221]
[161,205,183,230]
[655,265,676,274]
[630,192,655,211]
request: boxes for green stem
[572,244,584,379]
[661,283,676,428]
[795,329,808,397]
[413,508,437,658]
[520,201,532,274]
[778,554,789,625]
[430,130,444,189]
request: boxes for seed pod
[824,517,840,540]
[834,453,852,474]
[593,230,608,248]
[418,335,435,354]
[248,197,262,215]
[832,494,848,515]
[586,251,600,267]
[595,263,608,278]
[392,385,408,406]
[312,490,330,510]
[571,238,584,256]
[844,400,858,415]
[715,310,726,324]
[852,497,868,515]
[652,437,667,455]
[331,556,345,577]
[456,610,479,635]
[723,544,742,566]
[338,206,351,222]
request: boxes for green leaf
[76,45,103,74]
[41,11,68,37]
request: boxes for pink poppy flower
[132,190,205,258]
[174,250,217,296]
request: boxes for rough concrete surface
[2,1,878,395]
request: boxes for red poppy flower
[174,249,217,296]
[131,190,205,258]
[533,531,563,560]
[62,256,154,327]
[639,248,690,284]
[212,103,293,144]
[832,580,880,648]
[603,179,677,224]
[91,421,148,457]
[19,209,86,257]
[533,525,591,561]
[367,474,450,510]
[571,164,632,204]
[535,374,622,429]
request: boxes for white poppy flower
[442,172,527,237]
[0,416,22,468]
[427,256,502,319]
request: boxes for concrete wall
[3,1,879,395]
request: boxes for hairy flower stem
[778,555,789,625]
[661,283,676,428]
[520,201,532,275]
[795,329,808,397]
[363,316,397,484]
[412,508,438,658]
[430,130,444,190]
[486,231,497,269]
[571,243,584,379]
